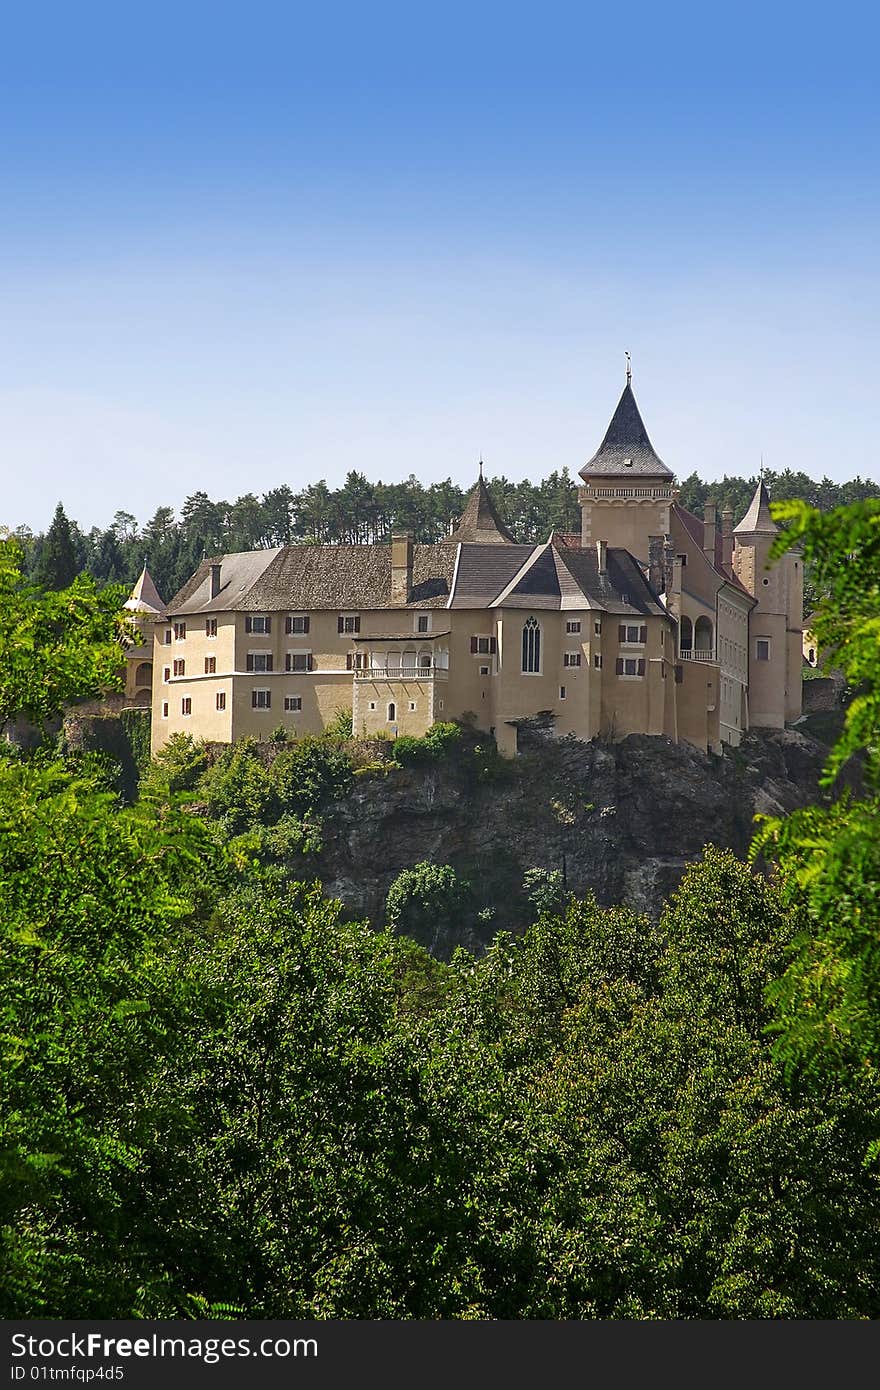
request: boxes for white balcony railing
[678,648,717,662]
[353,663,448,681]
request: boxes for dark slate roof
[449,544,535,608]
[579,382,673,479]
[556,545,669,617]
[734,480,778,535]
[166,543,457,615]
[449,472,517,544]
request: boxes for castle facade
[143,380,803,757]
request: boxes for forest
[15,464,880,602]
[1,495,879,1319]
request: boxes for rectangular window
[172,658,185,676]
[284,695,302,712]
[756,639,770,661]
[616,657,646,677]
[181,696,192,715]
[163,666,171,683]
[565,620,581,634]
[245,615,271,634]
[471,635,496,655]
[173,621,186,640]
[215,691,226,711]
[163,629,172,645]
[408,700,417,711]
[346,652,367,670]
[368,701,377,711]
[677,553,688,568]
[563,652,581,668]
[161,701,169,718]
[246,653,273,673]
[559,685,566,700]
[204,656,216,674]
[594,621,602,636]
[594,654,602,669]
[416,614,430,633]
[479,664,490,676]
[618,624,648,645]
[286,614,310,634]
[251,689,271,709]
[286,652,312,673]
[338,614,361,634]
[206,618,218,638]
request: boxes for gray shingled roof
[449,544,535,608]
[579,382,673,479]
[166,543,457,615]
[449,473,517,544]
[734,480,778,535]
[484,540,669,616]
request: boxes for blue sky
[2,1,878,531]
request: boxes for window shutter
[616,658,624,675]
[338,616,345,634]
[346,653,353,670]
[489,636,497,654]
[285,616,292,634]
[308,654,315,671]
[304,616,310,634]
[618,624,626,642]
[246,655,254,672]
[266,656,273,672]
[639,625,647,643]
[354,616,361,633]
[470,636,478,654]
[264,616,270,633]
[637,659,646,676]
[265,691,271,708]
[675,664,683,684]
[245,616,253,633]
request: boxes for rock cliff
[318,727,833,954]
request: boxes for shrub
[269,736,353,815]
[385,860,472,953]
[198,739,275,830]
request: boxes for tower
[578,375,674,563]
[732,481,803,726]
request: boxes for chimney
[703,503,717,562]
[648,535,666,595]
[210,563,221,599]
[721,508,734,570]
[391,532,413,605]
[595,538,607,574]
[663,539,682,619]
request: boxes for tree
[34,502,78,591]
[385,861,472,955]
[0,538,128,736]
[751,498,880,1084]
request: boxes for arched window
[522,616,541,673]
[694,616,713,652]
[679,616,693,651]
[387,702,396,723]
[134,662,153,688]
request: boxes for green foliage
[392,721,461,765]
[326,706,354,739]
[522,867,569,917]
[385,861,472,953]
[34,502,78,591]
[268,735,353,814]
[0,537,128,735]
[199,739,276,831]
[753,499,880,1084]
[139,732,211,798]
[119,708,152,774]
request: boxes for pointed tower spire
[448,469,516,545]
[733,479,778,535]
[124,563,166,615]
[579,378,672,480]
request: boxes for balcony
[353,663,448,682]
[678,647,717,662]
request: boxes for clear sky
[2,1,878,531]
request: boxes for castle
[139,376,803,757]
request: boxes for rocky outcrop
[318,728,833,953]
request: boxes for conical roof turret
[579,381,673,480]
[733,480,778,535]
[124,564,165,615]
[449,467,516,544]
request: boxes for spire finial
[625,350,632,386]
[478,455,484,479]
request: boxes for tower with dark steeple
[449,465,516,544]
[578,374,675,563]
[733,479,803,727]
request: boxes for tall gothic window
[522,616,541,673]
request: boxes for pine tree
[35,503,78,591]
